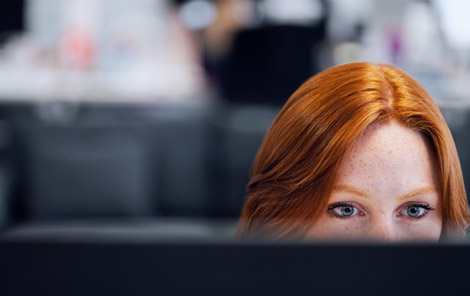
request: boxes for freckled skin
[307,121,442,242]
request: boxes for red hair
[236,62,470,239]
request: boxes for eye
[399,203,434,219]
[328,203,363,218]
[406,206,423,217]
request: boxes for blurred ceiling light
[260,0,323,24]
[433,0,470,49]
[179,0,216,30]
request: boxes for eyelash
[327,202,363,219]
[398,203,435,219]
[327,202,435,219]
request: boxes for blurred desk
[0,218,238,242]
[0,62,207,103]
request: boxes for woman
[236,62,470,241]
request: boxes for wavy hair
[236,62,470,239]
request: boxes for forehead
[351,121,432,159]
[336,121,438,190]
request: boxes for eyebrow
[333,184,371,199]
[396,186,438,202]
[332,184,438,201]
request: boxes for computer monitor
[0,238,468,296]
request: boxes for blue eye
[328,204,361,218]
[400,203,434,219]
[340,205,355,216]
[406,206,423,217]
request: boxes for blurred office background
[0,0,469,242]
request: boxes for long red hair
[236,62,470,239]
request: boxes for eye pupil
[340,206,354,216]
[407,206,420,217]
